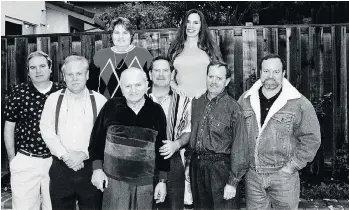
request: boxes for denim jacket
[238,78,321,173]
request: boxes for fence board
[339,27,348,144]
[300,28,310,98]
[37,37,50,55]
[234,33,243,99]
[102,33,111,49]
[58,36,72,72]
[2,39,8,92]
[15,38,28,83]
[81,35,95,63]
[7,45,16,86]
[346,28,349,144]
[148,32,160,57]
[219,29,235,97]
[51,42,60,82]
[28,43,37,55]
[242,29,257,91]
[278,28,287,77]
[288,27,302,89]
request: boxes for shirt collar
[66,87,88,99]
[259,87,282,101]
[205,89,228,104]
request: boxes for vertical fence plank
[81,34,95,63]
[2,38,8,92]
[288,27,302,89]
[346,26,349,144]
[28,43,37,55]
[300,27,310,99]
[37,37,51,55]
[278,28,287,74]
[102,33,111,49]
[7,45,16,87]
[15,37,28,83]
[331,26,339,172]
[271,28,279,54]
[219,29,235,97]
[339,26,348,144]
[58,36,72,82]
[262,28,271,56]
[242,28,257,91]
[256,28,263,79]
[149,32,160,57]
[234,29,244,98]
[51,42,60,83]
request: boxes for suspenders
[55,89,97,134]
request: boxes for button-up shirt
[4,82,64,156]
[40,87,107,158]
[188,89,249,186]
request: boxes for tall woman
[168,9,222,98]
[88,17,153,99]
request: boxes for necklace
[112,46,132,70]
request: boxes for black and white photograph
[1,1,349,210]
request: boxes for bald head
[120,67,148,103]
[120,67,148,85]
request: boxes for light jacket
[238,78,321,173]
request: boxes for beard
[262,78,280,90]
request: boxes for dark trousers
[102,178,153,210]
[157,152,185,210]
[49,157,102,210]
[190,154,239,210]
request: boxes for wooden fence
[1,24,349,165]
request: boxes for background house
[1,1,104,36]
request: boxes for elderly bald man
[89,67,170,210]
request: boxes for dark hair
[167,9,223,63]
[149,56,174,72]
[108,17,137,44]
[27,51,52,70]
[207,60,231,79]
[259,54,286,72]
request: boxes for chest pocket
[243,110,254,129]
[271,112,294,135]
[209,117,230,138]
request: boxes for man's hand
[71,162,84,171]
[160,140,179,159]
[63,151,87,169]
[223,184,236,200]
[91,169,108,192]
[154,182,166,203]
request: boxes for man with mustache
[238,54,321,210]
[186,61,249,210]
[148,56,192,210]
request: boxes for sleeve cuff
[92,160,103,171]
[159,171,168,180]
[227,176,240,188]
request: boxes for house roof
[46,1,106,30]
[48,1,95,18]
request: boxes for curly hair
[108,17,137,44]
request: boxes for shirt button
[266,108,269,110]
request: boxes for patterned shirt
[4,82,64,156]
[88,46,153,99]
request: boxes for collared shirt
[148,88,191,143]
[40,87,107,158]
[188,89,249,186]
[4,81,64,156]
[88,95,170,175]
[259,87,282,126]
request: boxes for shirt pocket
[209,117,230,140]
[271,112,295,157]
[243,110,254,129]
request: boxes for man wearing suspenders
[40,55,107,210]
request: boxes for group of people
[4,9,321,210]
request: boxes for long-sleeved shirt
[188,89,249,187]
[40,87,107,158]
[88,95,170,185]
[148,88,191,146]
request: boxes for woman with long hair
[88,17,153,99]
[168,9,223,98]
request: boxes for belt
[193,152,229,161]
[18,149,51,159]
